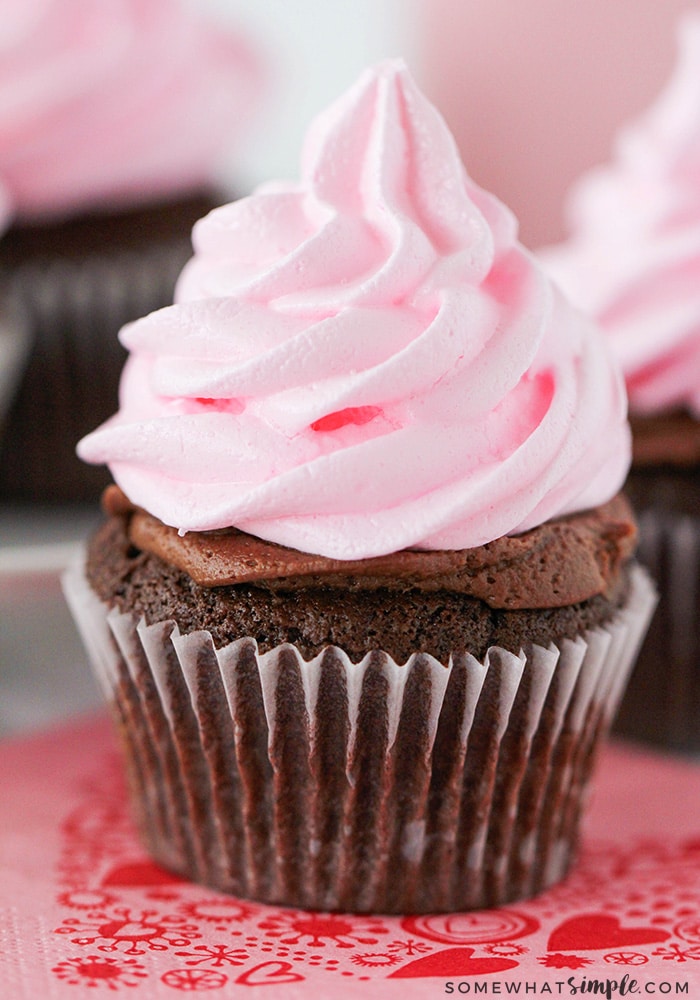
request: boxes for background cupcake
[0,0,265,503]
[65,62,655,914]
[541,12,700,754]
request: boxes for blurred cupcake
[64,62,655,914]
[0,0,265,502]
[542,12,700,754]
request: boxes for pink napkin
[1,714,699,998]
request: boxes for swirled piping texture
[78,61,631,560]
[542,12,700,417]
[0,0,263,222]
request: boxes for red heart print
[102,861,186,887]
[548,914,670,952]
[389,947,520,978]
[236,962,305,987]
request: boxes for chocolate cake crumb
[86,515,630,664]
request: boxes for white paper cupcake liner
[614,507,700,754]
[63,560,656,913]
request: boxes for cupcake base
[0,195,219,503]
[613,467,700,754]
[63,561,655,914]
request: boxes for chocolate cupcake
[0,196,219,502]
[541,13,700,754]
[615,417,700,752]
[64,62,655,913]
[0,0,264,503]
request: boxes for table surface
[0,503,104,738]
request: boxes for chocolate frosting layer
[103,486,637,611]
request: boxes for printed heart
[548,914,670,952]
[388,947,519,978]
[402,910,540,945]
[102,861,186,887]
[236,962,305,987]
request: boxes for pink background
[419,0,697,248]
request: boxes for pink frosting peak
[0,0,263,222]
[78,61,631,560]
[541,12,700,418]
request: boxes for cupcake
[0,0,265,503]
[542,13,700,754]
[64,61,655,914]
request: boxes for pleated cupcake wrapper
[0,295,30,439]
[614,508,700,754]
[0,241,189,501]
[63,561,656,914]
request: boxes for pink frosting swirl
[0,0,263,222]
[542,12,700,418]
[78,61,630,561]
